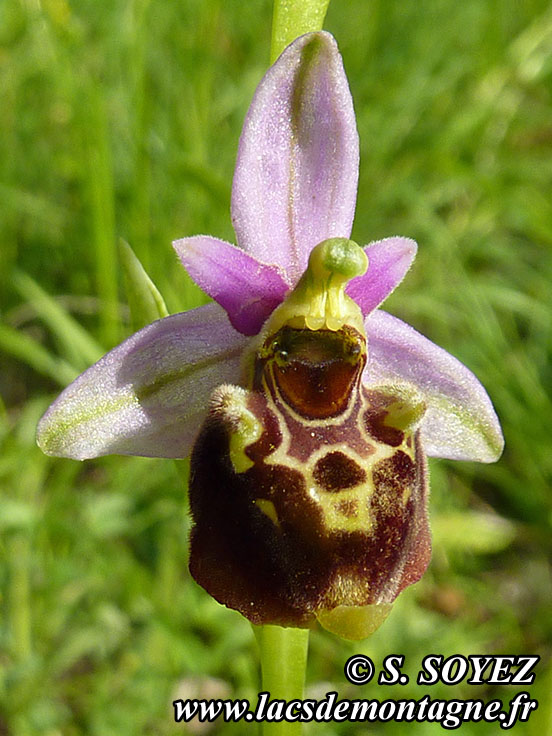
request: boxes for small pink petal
[174,236,290,336]
[347,237,417,315]
[232,32,359,284]
[37,304,248,460]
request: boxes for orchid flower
[37,32,503,640]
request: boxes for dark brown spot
[335,499,358,518]
[313,451,366,492]
[372,451,416,502]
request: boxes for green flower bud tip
[263,238,368,336]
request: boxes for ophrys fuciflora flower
[37,32,503,639]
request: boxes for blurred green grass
[1,0,551,734]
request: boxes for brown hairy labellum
[189,319,431,639]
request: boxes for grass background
[1,0,551,733]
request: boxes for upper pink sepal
[231,32,359,284]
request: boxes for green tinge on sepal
[270,0,331,62]
[119,239,169,330]
[37,393,138,457]
[433,392,504,463]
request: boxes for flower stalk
[255,625,310,735]
[271,0,331,61]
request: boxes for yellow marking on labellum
[263,430,399,533]
[254,498,280,527]
[311,483,372,532]
[253,368,420,533]
[210,385,262,474]
[380,385,426,432]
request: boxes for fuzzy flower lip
[37,31,504,465]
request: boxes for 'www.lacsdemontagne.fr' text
[173,690,537,729]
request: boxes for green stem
[255,625,310,736]
[270,0,331,62]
